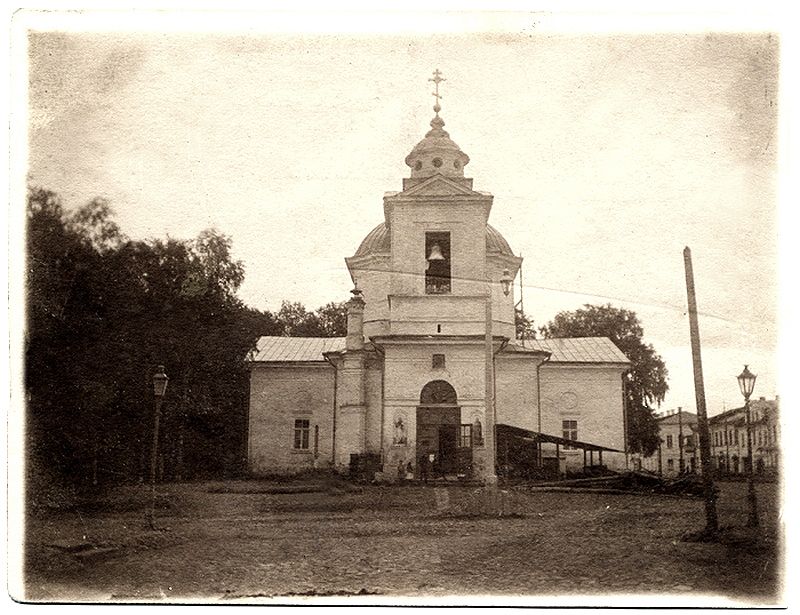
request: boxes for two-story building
[709,397,780,476]
[640,409,698,477]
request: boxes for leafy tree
[25,186,279,496]
[275,300,347,337]
[539,304,668,456]
[314,301,348,337]
[515,307,536,340]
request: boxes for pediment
[400,174,481,198]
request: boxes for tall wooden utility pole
[678,406,684,473]
[683,247,718,535]
[484,282,497,485]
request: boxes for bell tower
[383,70,495,329]
[344,70,522,339]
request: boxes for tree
[539,304,668,456]
[515,307,536,340]
[314,302,348,337]
[275,300,347,337]
[25,186,280,494]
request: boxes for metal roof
[498,423,623,452]
[250,336,345,362]
[657,411,698,425]
[250,335,628,364]
[514,337,629,364]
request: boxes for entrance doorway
[416,380,472,478]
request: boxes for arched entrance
[416,380,471,478]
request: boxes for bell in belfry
[427,243,445,262]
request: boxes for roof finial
[429,68,445,115]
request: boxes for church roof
[250,336,345,362]
[404,114,470,176]
[250,335,629,365]
[354,222,514,257]
[513,337,630,365]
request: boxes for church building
[247,72,630,483]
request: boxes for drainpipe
[371,339,386,462]
[536,354,551,467]
[621,372,629,469]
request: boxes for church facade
[247,77,630,482]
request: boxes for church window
[667,459,674,471]
[666,435,673,449]
[562,419,577,449]
[432,354,445,369]
[293,419,310,450]
[460,424,473,448]
[432,157,443,168]
[425,232,451,294]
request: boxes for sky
[21,13,782,417]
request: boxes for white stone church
[247,75,630,482]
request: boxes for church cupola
[404,70,470,179]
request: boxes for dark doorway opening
[416,380,472,479]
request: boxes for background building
[640,409,698,477]
[709,397,780,477]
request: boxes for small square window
[432,354,445,369]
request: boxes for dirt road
[21,479,782,604]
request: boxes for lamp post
[737,365,758,528]
[484,268,513,485]
[148,365,168,530]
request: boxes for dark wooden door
[417,405,460,477]
[438,424,458,475]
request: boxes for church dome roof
[404,115,470,179]
[354,222,514,257]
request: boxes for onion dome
[354,223,514,258]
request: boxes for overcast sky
[24,15,780,416]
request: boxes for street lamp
[500,268,513,298]
[737,364,758,528]
[148,365,168,530]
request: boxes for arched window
[420,380,457,405]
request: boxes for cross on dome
[405,69,469,179]
[429,69,445,114]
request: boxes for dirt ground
[18,477,783,605]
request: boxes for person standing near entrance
[419,453,431,483]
